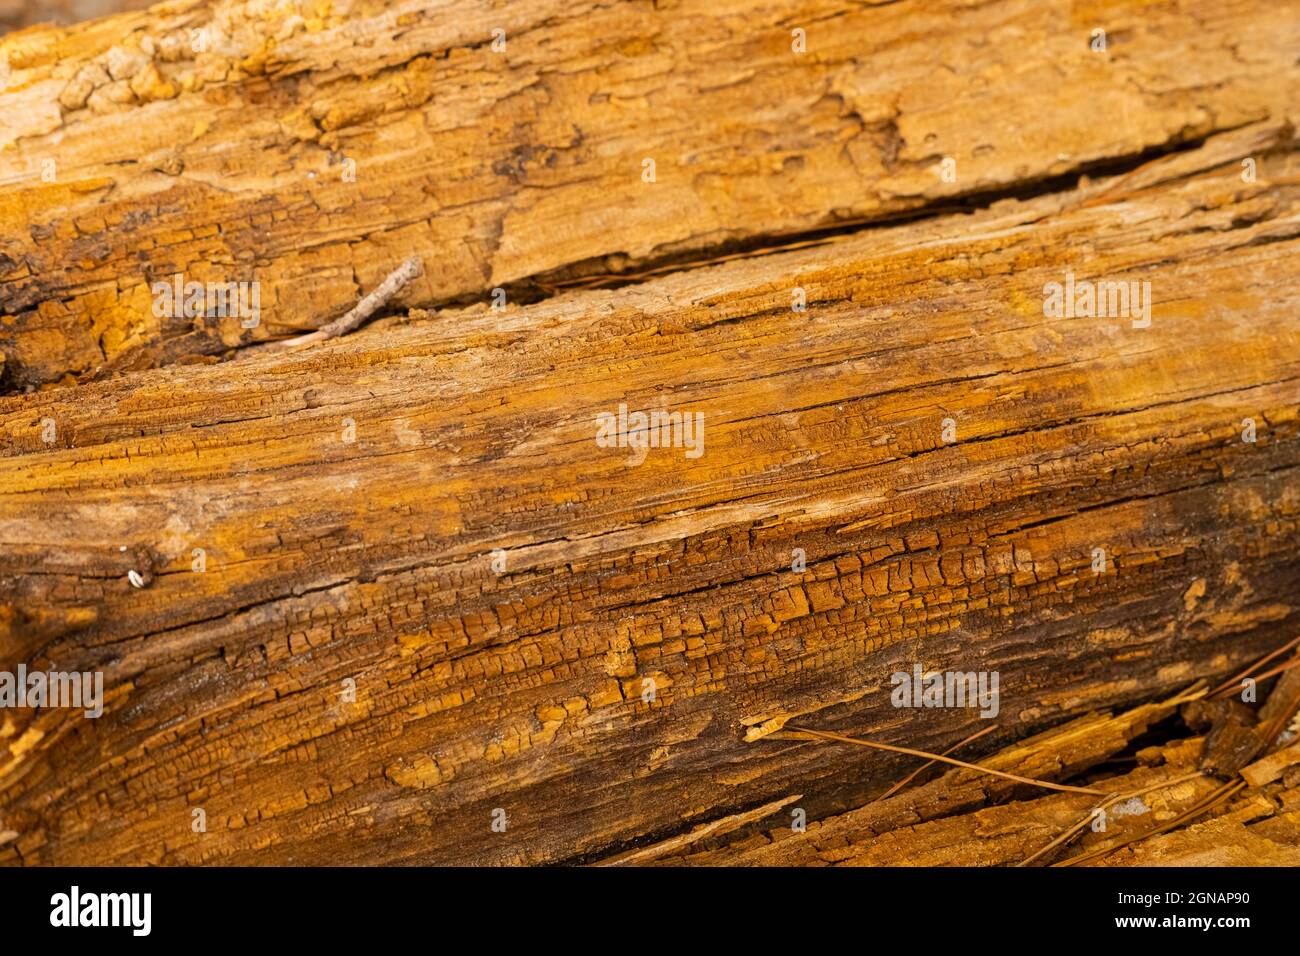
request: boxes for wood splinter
[267,257,424,351]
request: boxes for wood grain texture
[1,112,1297,864]
[1,0,1297,389]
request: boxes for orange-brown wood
[2,0,1297,389]
[2,115,1298,863]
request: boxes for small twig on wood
[266,257,423,351]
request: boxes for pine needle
[1053,778,1245,867]
[874,724,1000,803]
[782,725,1110,796]
[1018,770,1205,867]
[1208,634,1300,698]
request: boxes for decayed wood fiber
[639,675,1300,866]
[1,112,1298,864]
[1,0,1298,389]
[605,686,1202,865]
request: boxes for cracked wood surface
[1,0,1298,389]
[1,122,1298,864]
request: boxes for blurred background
[1,0,152,33]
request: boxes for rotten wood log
[1,110,1298,864]
[1,0,1298,389]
